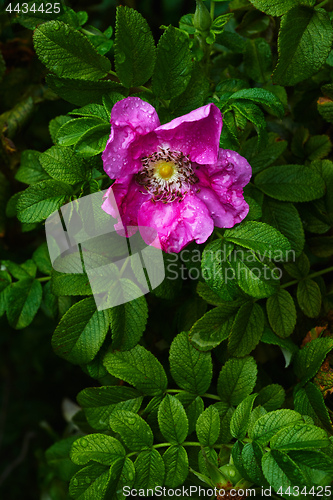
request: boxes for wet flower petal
[137,194,214,253]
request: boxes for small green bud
[193,0,212,32]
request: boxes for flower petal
[194,149,252,228]
[102,176,150,232]
[102,97,160,179]
[137,194,214,253]
[154,103,222,165]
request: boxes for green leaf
[305,135,332,161]
[6,278,42,329]
[77,386,142,430]
[243,38,272,84]
[51,297,110,364]
[109,295,148,351]
[74,124,110,157]
[2,260,34,280]
[109,410,153,451]
[256,384,285,411]
[273,6,333,86]
[230,101,266,147]
[252,409,304,446]
[248,0,314,17]
[45,436,81,482]
[262,201,305,258]
[17,180,72,223]
[70,434,125,465]
[32,242,52,275]
[189,303,239,351]
[317,96,333,124]
[47,75,126,106]
[33,21,111,80]
[255,165,326,202]
[114,6,156,87]
[169,332,213,395]
[39,146,90,184]
[225,221,291,259]
[270,424,329,451]
[175,392,204,435]
[158,395,189,444]
[196,406,220,446]
[55,117,104,147]
[15,150,51,184]
[214,403,235,444]
[201,240,240,302]
[294,337,333,385]
[163,445,189,488]
[133,449,165,489]
[284,253,310,279]
[69,104,110,121]
[297,279,321,318]
[229,250,280,299]
[217,356,257,406]
[294,382,332,432]
[262,450,308,494]
[103,344,167,396]
[230,394,257,440]
[288,450,333,473]
[267,289,297,339]
[228,302,265,357]
[69,463,111,500]
[231,88,283,117]
[240,133,288,175]
[241,442,266,485]
[261,327,298,368]
[152,26,192,99]
[170,66,210,116]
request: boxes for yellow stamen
[156,162,175,180]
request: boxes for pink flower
[102,97,251,253]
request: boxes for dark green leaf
[17,180,72,223]
[169,332,213,395]
[267,289,297,338]
[152,26,192,99]
[217,356,257,406]
[273,6,333,86]
[52,297,110,364]
[6,278,42,329]
[158,395,189,444]
[104,344,168,396]
[114,6,156,87]
[228,302,265,357]
[33,21,111,80]
[255,165,326,202]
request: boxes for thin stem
[210,1,215,20]
[136,85,153,94]
[126,441,232,459]
[93,174,108,181]
[167,389,221,401]
[317,0,330,8]
[202,392,221,401]
[37,276,51,282]
[281,265,333,289]
[108,69,118,77]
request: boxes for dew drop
[117,52,126,64]
[80,438,88,447]
[85,477,91,484]
[72,478,79,486]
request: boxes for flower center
[135,147,198,203]
[156,161,175,180]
